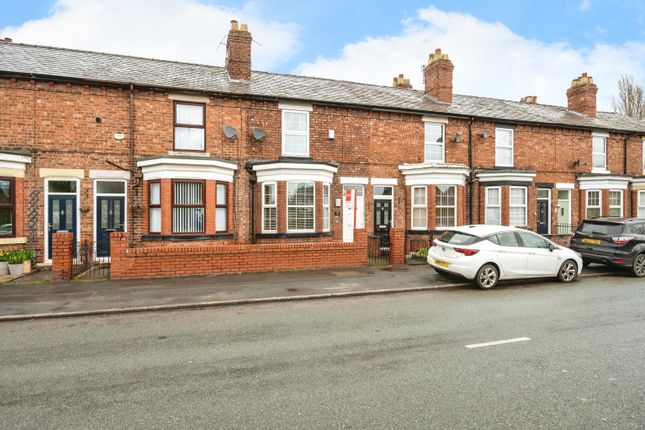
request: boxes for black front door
[48,195,77,260]
[537,200,549,234]
[96,196,125,257]
[373,199,391,246]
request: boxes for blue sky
[2,1,645,109]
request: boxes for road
[1,275,644,429]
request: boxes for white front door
[342,189,356,243]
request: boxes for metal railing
[367,235,390,266]
[72,240,110,279]
[554,223,577,235]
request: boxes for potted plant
[7,250,24,276]
[0,252,8,276]
[22,249,35,274]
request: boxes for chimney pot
[230,20,239,30]
[240,23,248,32]
[393,73,412,89]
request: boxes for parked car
[569,218,645,277]
[428,225,583,289]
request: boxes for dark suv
[570,218,645,277]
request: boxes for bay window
[424,122,444,163]
[509,187,527,226]
[411,186,427,229]
[174,102,205,151]
[148,181,161,233]
[435,185,456,227]
[216,183,227,232]
[485,187,501,225]
[287,182,314,232]
[586,190,601,219]
[322,184,330,231]
[262,182,277,233]
[0,178,14,237]
[172,181,204,233]
[608,190,622,217]
[639,191,645,218]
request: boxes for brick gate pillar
[51,232,73,282]
[389,227,405,266]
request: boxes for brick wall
[51,231,73,281]
[109,229,368,280]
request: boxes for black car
[570,218,645,277]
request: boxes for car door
[491,231,528,278]
[516,231,559,276]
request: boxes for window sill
[141,233,234,242]
[591,168,610,174]
[255,232,333,239]
[0,237,27,245]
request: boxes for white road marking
[465,337,531,349]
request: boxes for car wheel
[475,264,498,289]
[557,260,578,283]
[630,253,645,278]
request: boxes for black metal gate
[72,240,110,279]
[368,234,390,266]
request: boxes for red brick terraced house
[0,21,644,279]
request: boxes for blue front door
[96,196,125,257]
[47,195,77,260]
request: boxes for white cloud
[295,7,645,111]
[579,0,593,11]
[0,0,299,70]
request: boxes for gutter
[468,117,474,224]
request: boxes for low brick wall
[51,232,73,281]
[109,230,368,280]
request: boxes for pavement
[0,263,620,321]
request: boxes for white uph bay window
[509,187,527,226]
[287,182,314,232]
[435,185,456,227]
[172,181,205,233]
[608,190,623,217]
[495,127,514,167]
[411,186,427,229]
[424,122,444,163]
[322,184,330,231]
[149,182,161,233]
[262,182,277,233]
[639,191,645,218]
[592,136,607,171]
[282,110,309,157]
[586,190,601,218]
[485,187,501,225]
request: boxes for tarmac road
[1,276,643,429]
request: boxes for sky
[2,0,645,110]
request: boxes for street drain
[158,336,167,340]
[287,288,298,292]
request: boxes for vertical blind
[173,181,204,233]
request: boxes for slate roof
[2,42,645,133]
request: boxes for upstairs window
[174,102,205,151]
[0,178,14,237]
[424,122,445,163]
[592,136,607,171]
[608,190,623,217]
[495,127,514,167]
[172,181,205,233]
[282,110,309,157]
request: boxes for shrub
[414,247,429,258]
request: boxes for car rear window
[625,223,645,235]
[578,222,624,236]
[438,231,481,245]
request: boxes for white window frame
[411,185,427,230]
[509,186,527,226]
[281,109,310,157]
[639,191,645,218]
[435,185,457,228]
[322,183,330,232]
[586,190,602,219]
[148,181,161,234]
[608,189,623,217]
[495,127,514,167]
[261,182,277,233]
[424,122,445,163]
[592,135,607,172]
[286,181,315,233]
[485,186,501,225]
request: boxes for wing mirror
[548,243,556,252]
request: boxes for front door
[557,190,571,234]
[373,199,391,247]
[537,188,550,235]
[96,196,125,257]
[47,195,77,260]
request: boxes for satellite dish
[252,127,265,141]
[223,125,238,139]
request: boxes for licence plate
[581,238,602,245]
[434,259,449,268]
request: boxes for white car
[427,225,583,289]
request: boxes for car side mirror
[548,243,556,252]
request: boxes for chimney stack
[392,73,412,89]
[423,48,454,103]
[520,95,537,104]
[225,20,252,81]
[0,37,12,43]
[566,73,597,117]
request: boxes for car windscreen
[438,231,481,245]
[577,221,623,236]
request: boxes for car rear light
[454,248,479,256]
[611,236,633,245]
